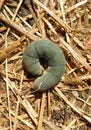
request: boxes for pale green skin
[23,39,66,92]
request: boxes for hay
[0,0,91,130]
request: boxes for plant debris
[0,0,91,130]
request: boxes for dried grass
[0,0,91,130]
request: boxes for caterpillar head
[32,76,47,92]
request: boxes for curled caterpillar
[23,39,66,92]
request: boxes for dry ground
[0,0,91,130]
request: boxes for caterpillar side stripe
[23,39,66,92]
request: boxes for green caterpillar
[23,39,66,92]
